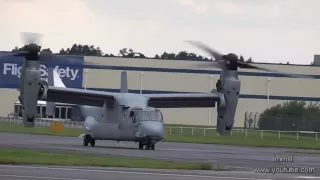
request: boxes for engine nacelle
[216,74,240,136]
[21,68,47,127]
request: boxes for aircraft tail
[50,68,67,88]
[45,68,67,116]
[120,71,128,93]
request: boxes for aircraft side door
[119,110,136,140]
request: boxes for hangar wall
[0,54,319,128]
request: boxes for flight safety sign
[0,52,84,88]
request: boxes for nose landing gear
[138,142,155,150]
[83,134,95,147]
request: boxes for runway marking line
[0,165,272,180]
[0,174,88,180]
[296,177,320,179]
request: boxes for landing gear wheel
[139,143,144,149]
[150,144,155,150]
[145,144,151,150]
[90,139,95,147]
[83,135,89,146]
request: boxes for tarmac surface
[0,132,320,179]
[0,164,317,180]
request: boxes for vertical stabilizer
[120,71,128,93]
[52,69,66,88]
[45,68,55,116]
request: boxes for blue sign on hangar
[0,52,84,88]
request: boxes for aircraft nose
[138,121,164,140]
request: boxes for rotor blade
[21,32,43,45]
[185,40,223,60]
[192,61,226,69]
[238,61,274,71]
[238,62,315,79]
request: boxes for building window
[66,108,72,119]
[19,105,22,117]
[61,107,66,119]
[14,104,19,114]
[42,106,47,118]
[37,106,40,114]
[54,107,60,119]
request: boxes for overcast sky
[0,0,319,64]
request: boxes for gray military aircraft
[48,68,166,150]
[9,32,315,150]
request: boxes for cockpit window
[134,110,163,122]
[135,111,150,121]
[150,111,163,121]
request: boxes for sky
[0,0,319,64]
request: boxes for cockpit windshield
[150,111,163,121]
[134,110,163,122]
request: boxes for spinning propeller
[185,40,315,79]
[7,32,96,67]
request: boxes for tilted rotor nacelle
[21,67,48,127]
[214,70,240,136]
[185,40,299,136]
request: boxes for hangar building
[1,54,319,128]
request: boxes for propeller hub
[24,43,41,60]
[25,43,40,53]
[223,53,239,70]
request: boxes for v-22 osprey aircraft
[13,33,314,150]
[20,62,231,151]
[48,68,168,150]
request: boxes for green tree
[59,44,103,56]
[12,45,52,53]
[11,45,214,61]
[158,51,212,61]
[239,55,245,62]
[246,57,253,63]
[118,48,145,58]
[258,101,320,131]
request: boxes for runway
[0,164,316,180]
[0,132,320,179]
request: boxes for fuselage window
[129,111,135,117]
[129,111,136,122]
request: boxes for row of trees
[258,101,320,132]
[11,43,254,62]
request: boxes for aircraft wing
[44,86,117,107]
[144,90,221,108]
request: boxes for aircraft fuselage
[79,103,165,150]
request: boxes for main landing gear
[83,134,95,147]
[139,142,155,150]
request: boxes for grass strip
[0,148,213,170]
[1,122,320,149]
